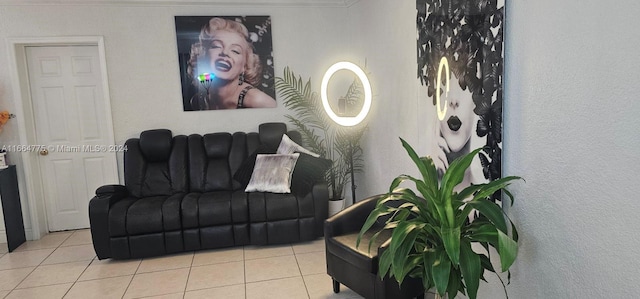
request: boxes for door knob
[39,149,49,156]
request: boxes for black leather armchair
[325,195,424,299]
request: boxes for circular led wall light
[435,57,450,121]
[321,62,372,127]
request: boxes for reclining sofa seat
[90,129,188,259]
[89,123,329,260]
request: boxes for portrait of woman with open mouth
[175,16,276,111]
[430,67,485,192]
[417,0,505,199]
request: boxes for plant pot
[328,199,345,216]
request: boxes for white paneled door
[26,45,119,231]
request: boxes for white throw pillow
[277,134,320,157]
[245,153,300,193]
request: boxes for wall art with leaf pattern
[417,0,504,201]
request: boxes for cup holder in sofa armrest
[96,185,129,197]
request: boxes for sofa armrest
[324,194,386,238]
[89,185,129,260]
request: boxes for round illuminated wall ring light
[321,62,372,127]
[435,57,450,121]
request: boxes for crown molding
[0,0,361,7]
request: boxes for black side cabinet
[0,165,26,252]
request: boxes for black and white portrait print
[175,16,276,111]
[417,0,504,200]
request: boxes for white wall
[0,2,349,238]
[0,4,349,140]
[349,0,640,298]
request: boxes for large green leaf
[389,187,443,225]
[466,222,499,246]
[356,203,392,249]
[422,252,435,291]
[379,240,393,278]
[455,183,485,202]
[459,240,482,299]
[446,268,463,299]
[440,148,483,203]
[498,229,518,271]
[464,198,508,234]
[390,221,423,282]
[441,227,461,266]
[399,138,429,186]
[402,254,425,281]
[479,254,496,273]
[432,250,451,296]
[419,156,439,197]
[471,176,522,201]
[394,174,436,206]
[388,187,430,215]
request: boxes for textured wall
[350,0,640,298]
[0,3,348,238]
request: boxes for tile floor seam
[1,232,365,299]
[121,255,144,299]
[293,248,312,299]
[10,236,66,293]
[12,281,72,292]
[5,264,38,294]
[136,265,194,275]
[13,262,92,294]
[243,245,247,299]
[246,273,301,284]
[181,252,195,298]
[185,282,245,293]
[60,256,96,298]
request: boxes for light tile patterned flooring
[0,229,364,299]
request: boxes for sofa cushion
[233,144,277,188]
[125,134,188,198]
[245,153,299,193]
[181,190,248,229]
[108,197,138,237]
[139,129,173,162]
[248,192,302,222]
[235,147,329,195]
[290,153,332,195]
[188,133,235,192]
[277,134,320,157]
[259,122,287,148]
[124,193,185,235]
[326,229,392,273]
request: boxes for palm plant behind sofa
[276,67,366,202]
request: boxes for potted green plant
[357,138,522,299]
[276,67,366,213]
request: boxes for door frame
[6,36,116,239]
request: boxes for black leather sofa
[89,123,329,259]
